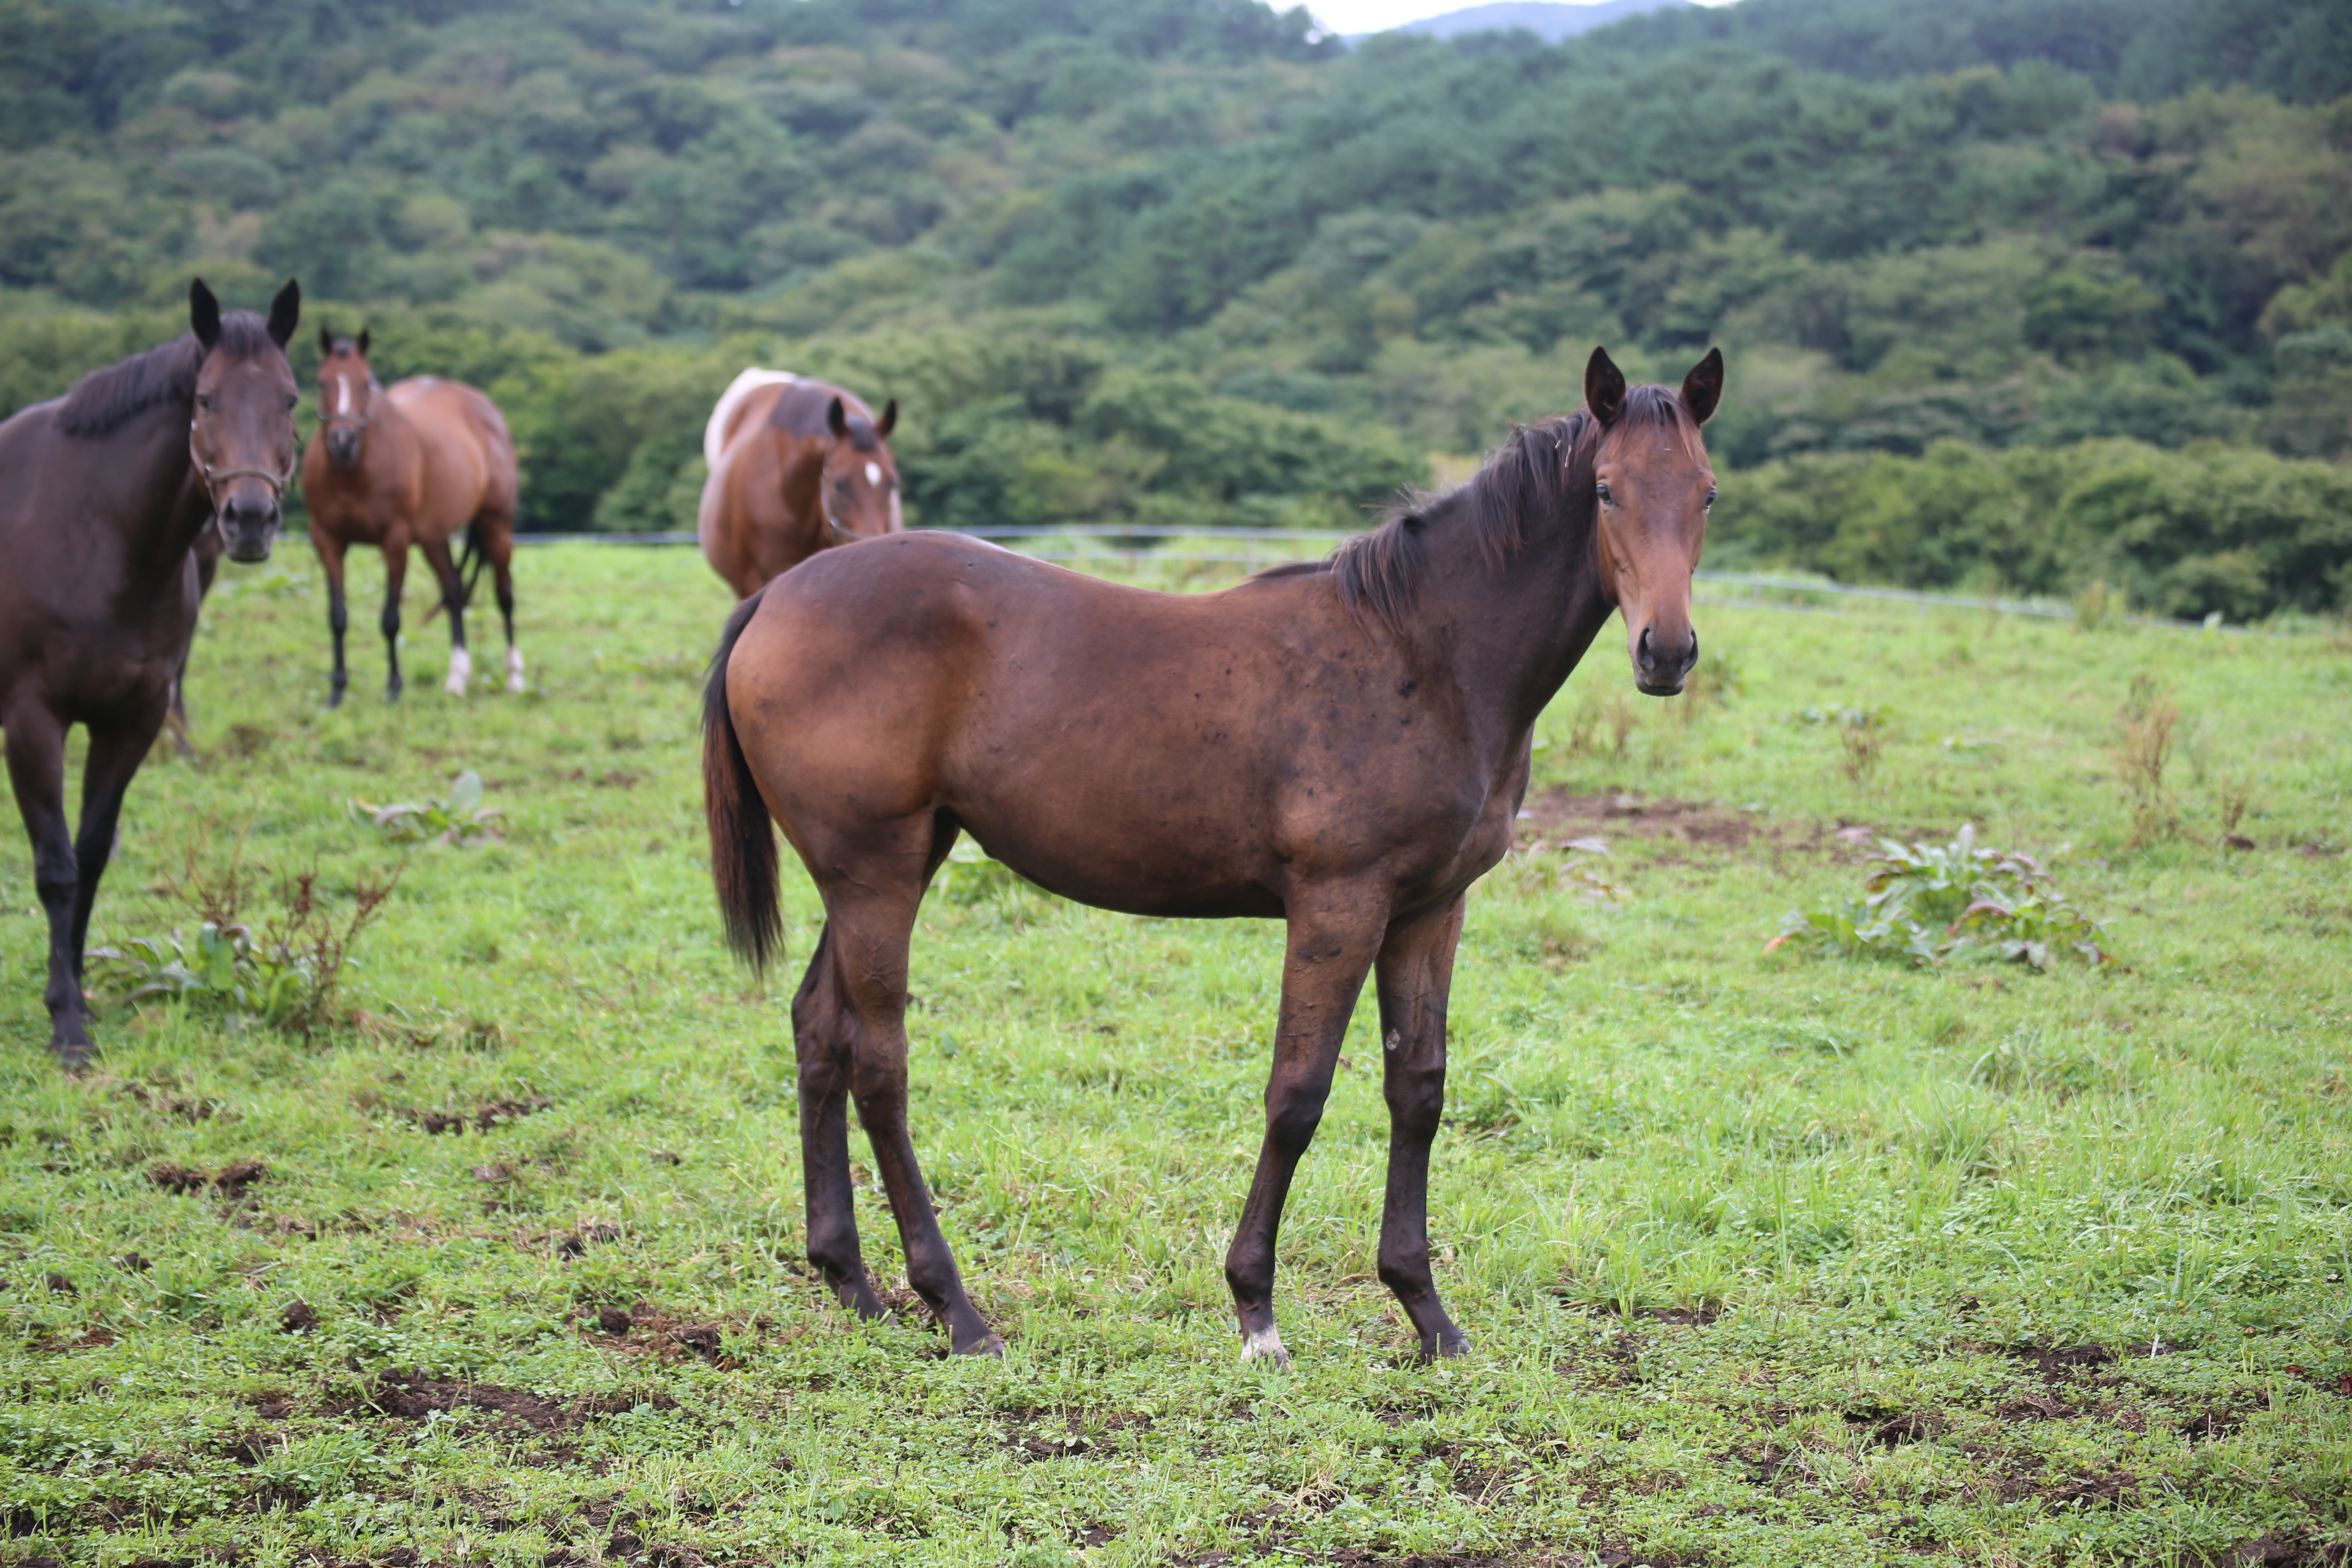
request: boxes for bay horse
[0,278,302,1068]
[703,346,1724,1361]
[698,368,901,599]
[300,327,521,704]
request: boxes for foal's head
[818,394,902,543]
[314,324,377,469]
[188,277,301,563]
[1584,345,1722,697]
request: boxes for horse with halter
[703,346,1724,1361]
[698,369,902,599]
[0,278,302,1068]
[299,328,522,704]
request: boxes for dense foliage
[1,0,2348,612]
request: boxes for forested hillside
[3,0,2349,616]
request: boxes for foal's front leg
[4,705,86,1067]
[1374,895,1472,1360]
[1225,893,1387,1366]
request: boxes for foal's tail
[703,587,782,975]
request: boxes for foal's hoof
[444,647,472,697]
[954,1330,1006,1358]
[49,1036,95,1075]
[1419,1330,1474,1364]
[1239,1326,1291,1369]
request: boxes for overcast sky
[1310,0,1739,35]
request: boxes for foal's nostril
[1684,630,1700,671]
[1637,625,1655,664]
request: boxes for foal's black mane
[1270,383,1699,623]
[56,313,278,438]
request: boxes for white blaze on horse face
[864,461,881,487]
[336,376,351,416]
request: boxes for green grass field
[2,541,2348,1568]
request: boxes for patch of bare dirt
[147,1158,268,1196]
[1520,790,1774,851]
[401,1096,550,1136]
[349,1368,677,1437]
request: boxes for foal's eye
[1705,487,1717,508]
[285,395,299,412]
[196,395,213,412]
[1595,480,1614,504]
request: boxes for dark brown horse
[0,278,301,1068]
[703,346,1723,1360]
[300,327,521,704]
[698,368,901,599]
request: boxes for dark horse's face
[819,395,902,543]
[1587,345,1723,697]
[189,277,302,564]
[314,325,376,468]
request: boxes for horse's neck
[1413,503,1616,742]
[114,405,211,586]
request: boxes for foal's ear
[191,278,222,350]
[356,327,370,357]
[1585,345,1626,427]
[876,397,897,439]
[318,323,336,359]
[826,396,849,440]
[266,278,301,350]
[1681,347,1724,425]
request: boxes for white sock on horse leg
[506,646,525,693]
[445,645,471,696]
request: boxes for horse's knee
[379,604,401,638]
[1384,1060,1447,1139]
[1265,1087,1327,1156]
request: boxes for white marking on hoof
[444,646,472,696]
[506,646,525,693]
[1240,1327,1289,1365]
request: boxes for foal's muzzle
[1635,625,1699,696]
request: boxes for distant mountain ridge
[1359,0,1696,45]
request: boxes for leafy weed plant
[350,769,505,847]
[1772,826,2111,969]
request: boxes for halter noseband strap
[189,429,297,513]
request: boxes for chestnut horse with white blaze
[704,346,1724,1361]
[698,368,901,599]
[300,327,521,704]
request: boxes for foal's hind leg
[1372,895,1472,1361]
[483,514,523,693]
[422,537,470,697]
[792,920,887,1321]
[817,821,999,1354]
[381,539,410,703]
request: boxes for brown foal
[705,346,1724,1362]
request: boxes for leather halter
[189,425,296,515]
